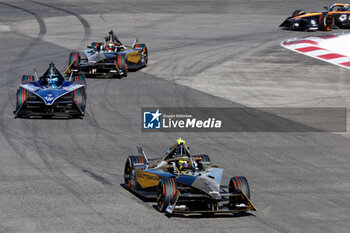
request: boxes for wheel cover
[124,160,131,184]
[143,48,148,65]
[323,14,333,30]
[157,183,165,210]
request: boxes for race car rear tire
[116,54,128,77]
[21,75,35,84]
[73,88,86,112]
[135,43,148,67]
[229,176,250,205]
[124,157,133,188]
[124,155,148,188]
[193,154,211,163]
[16,88,28,111]
[157,177,178,212]
[319,13,334,31]
[292,10,305,17]
[68,52,81,68]
[127,155,148,166]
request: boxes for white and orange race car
[280,3,350,31]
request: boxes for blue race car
[14,62,86,118]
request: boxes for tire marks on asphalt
[0,2,47,102]
[0,2,47,38]
[0,2,116,228]
[0,2,49,177]
[30,124,121,231]
[28,0,92,48]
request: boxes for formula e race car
[280,3,350,31]
[14,62,86,118]
[65,30,148,78]
[124,138,257,215]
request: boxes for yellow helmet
[177,137,185,145]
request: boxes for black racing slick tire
[73,88,86,112]
[21,75,34,84]
[157,177,178,212]
[319,12,334,31]
[292,10,305,17]
[127,155,148,166]
[229,176,250,205]
[68,52,81,68]
[124,157,133,188]
[135,43,148,67]
[72,75,86,89]
[16,88,28,111]
[193,154,211,163]
[116,54,128,77]
[124,155,148,189]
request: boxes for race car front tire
[229,176,250,206]
[73,88,86,112]
[72,75,86,89]
[16,88,28,111]
[157,177,178,212]
[116,54,128,77]
[319,13,334,31]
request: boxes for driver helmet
[47,75,59,89]
[106,42,116,52]
[46,63,59,88]
[178,158,190,172]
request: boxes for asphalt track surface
[0,0,350,232]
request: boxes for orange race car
[280,3,350,31]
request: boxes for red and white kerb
[281,33,350,69]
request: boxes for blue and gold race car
[14,62,86,118]
[124,138,257,215]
